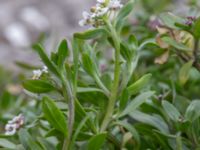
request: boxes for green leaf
[75,99,87,122]
[77,87,104,93]
[115,121,140,147]
[115,0,134,30]
[162,100,181,122]
[119,88,129,112]
[32,44,60,77]
[75,99,97,133]
[193,17,200,38]
[174,22,190,31]
[23,80,55,93]
[74,28,107,40]
[120,42,133,62]
[0,139,16,149]
[179,60,193,85]
[127,74,152,96]
[72,38,80,88]
[128,34,138,49]
[70,115,90,149]
[160,12,184,29]
[120,91,155,117]
[15,61,39,70]
[130,110,169,134]
[36,138,56,150]
[57,39,69,69]
[18,129,43,150]
[0,91,12,110]
[185,100,200,122]
[82,53,96,76]
[87,133,107,150]
[161,36,192,51]
[138,39,157,51]
[50,52,59,65]
[45,128,64,138]
[42,96,68,136]
[107,36,115,47]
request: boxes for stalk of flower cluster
[100,19,121,131]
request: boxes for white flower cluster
[5,114,25,136]
[79,0,123,27]
[32,66,48,80]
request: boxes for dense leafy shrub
[0,0,200,149]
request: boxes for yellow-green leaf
[179,60,193,85]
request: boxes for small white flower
[95,7,109,17]
[42,66,48,73]
[5,124,17,136]
[79,11,93,27]
[8,118,15,124]
[32,69,42,79]
[108,0,123,10]
[82,11,91,19]
[5,124,16,131]
[97,0,106,4]
[79,20,86,27]
[32,66,48,79]
[13,114,25,126]
[79,0,123,27]
[5,114,25,136]
[12,115,21,122]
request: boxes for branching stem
[100,20,121,132]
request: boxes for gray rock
[0,0,93,71]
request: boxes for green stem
[100,20,121,131]
[61,75,75,150]
[176,132,182,150]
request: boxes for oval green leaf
[162,100,181,122]
[18,129,43,150]
[120,91,155,117]
[57,39,69,69]
[0,139,16,149]
[179,60,193,85]
[42,96,68,137]
[82,53,96,76]
[74,28,107,40]
[23,79,55,93]
[185,100,200,122]
[127,74,152,96]
[87,133,107,150]
[160,12,184,29]
[130,110,169,134]
[115,0,135,30]
[32,44,60,77]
